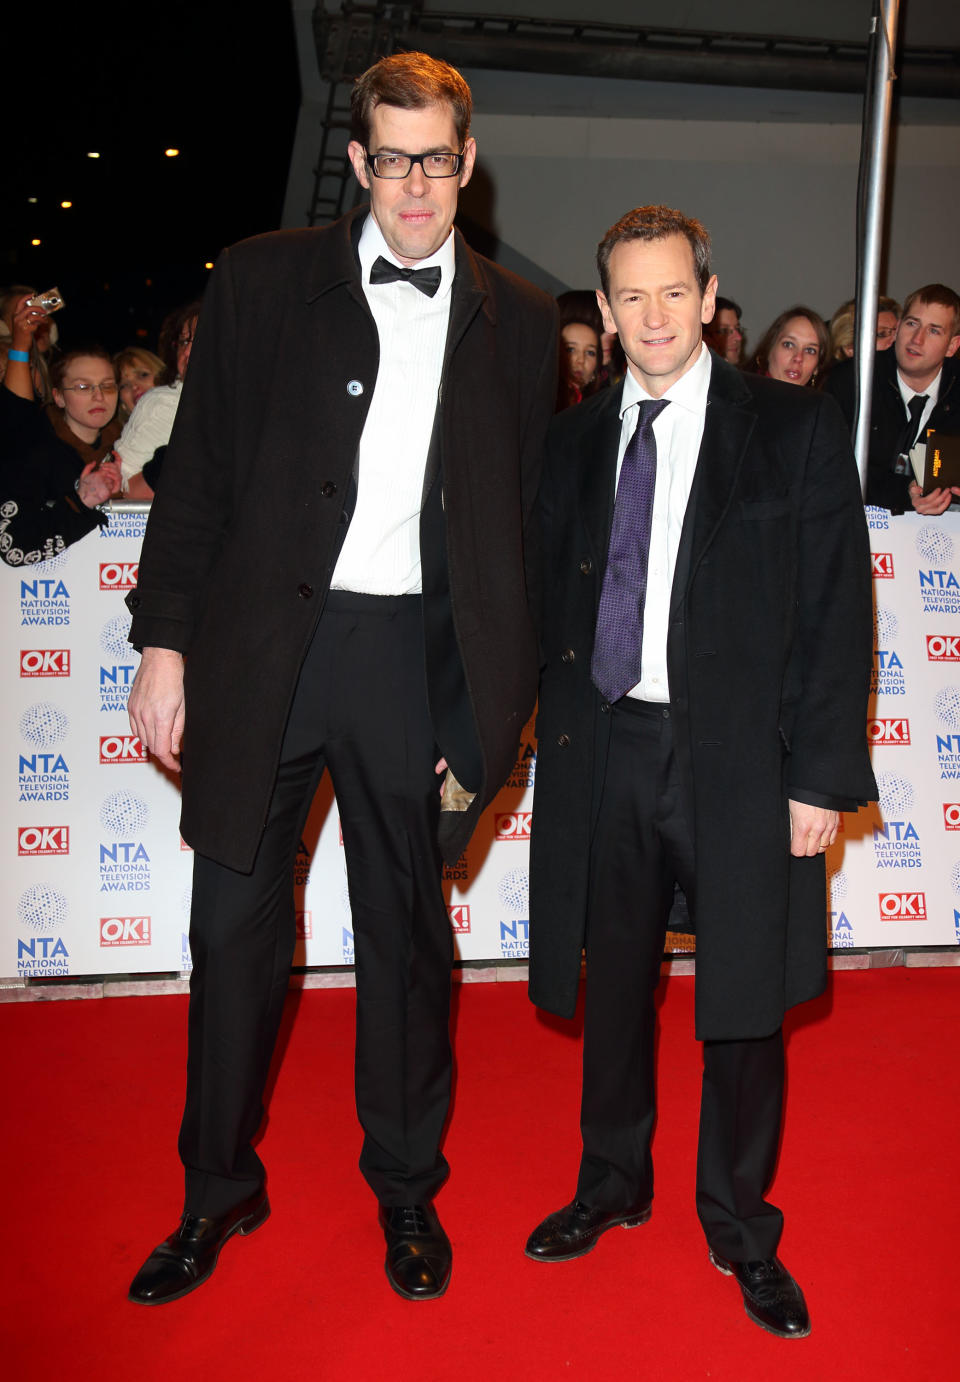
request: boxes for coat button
[347,380,363,396]
[125,593,141,610]
[321,481,337,498]
[600,701,610,714]
[298,583,314,599]
[561,648,575,664]
[579,558,593,575]
[557,733,571,748]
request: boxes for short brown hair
[350,52,472,149]
[50,347,115,393]
[901,284,960,337]
[597,206,712,298]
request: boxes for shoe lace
[393,1205,430,1234]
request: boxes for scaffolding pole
[853,0,900,497]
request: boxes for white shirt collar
[619,340,712,419]
[358,214,455,301]
[897,364,941,407]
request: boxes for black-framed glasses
[365,150,464,179]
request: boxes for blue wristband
[8,349,29,363]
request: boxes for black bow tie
[369,256,442,298]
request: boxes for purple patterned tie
[591,398,669,703]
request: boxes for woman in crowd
[1,307,121,563]
[555,291,604,411]
[829,295,902,365]
[115,346,165,422]
[0,286,56,402]
[704,295,745,365]
[115,300,200,499]
[752,306,829,387]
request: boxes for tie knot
[637,398,670,428]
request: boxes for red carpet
[2,968,956,1380]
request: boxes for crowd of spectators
[0,289,200,564]
[554,279,960,517]
[2,268,958,567]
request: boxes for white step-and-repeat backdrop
[4,504,959,982]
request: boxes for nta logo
[18,825,69,856]
[99,735,148,764]
[20,649,70,677]
[495,812,532,841]
[871,553,894,579]
[927,635,960,662]
[867,718,910,745]
[878,892,927,920]
[100,916,151,946]
[99,562,139,591]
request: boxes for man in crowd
[702,294,743,364]
[526,205,875,1339]
[823,283,960,514]
[124,51,556,1305]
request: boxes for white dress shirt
[897,365,941,444]
[614,342,713,703]
[331,215,454,594]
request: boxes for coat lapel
[670,357,757,616]
[578,386,624,574]
[421,230,490,500]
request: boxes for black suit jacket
[127,207,557,870]
[822,349,960,512]
[528,356,876,1039]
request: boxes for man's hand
[909,481,960,516]
[788,799,839,858]
[127,647,185,772]
[77,458,121,508]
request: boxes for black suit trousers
[179,593,453,1216]
[576,699,786,1261]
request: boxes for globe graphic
[873,606,898,647]
[875,772,915,817]
[951,861,960,897]
[19,701,69,749]
[100,791,149,835]
[827,868,848,902]
[100,613,135,663]
[497,868,529,913]
[934,686,960,731]
[915,525,954,566]
[32,549,69,573]
[18,885,68,932]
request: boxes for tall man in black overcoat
[124,53,556,1305]
[525,206,875,1339]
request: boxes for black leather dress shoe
[378,1203,452,1300]
[128,1189,270,1305]
[525,1198,652,1262]
[709,1251,811,1338]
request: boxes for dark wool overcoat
[127,207,557,872]
[528,357,877,1041]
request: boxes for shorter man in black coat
[525,207,875,1340]
[822,283,960,514]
